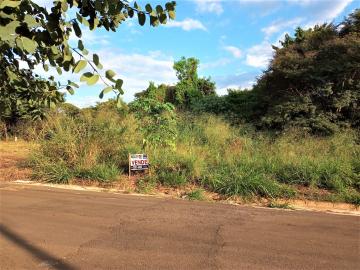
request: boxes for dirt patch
[0,141,34,182]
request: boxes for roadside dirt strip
[0,183,359,270]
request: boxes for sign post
[128,153,149,179]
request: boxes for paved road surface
[0,183,359,270]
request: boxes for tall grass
[27,109,360,204]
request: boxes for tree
[256,9,360,134]
[172,57,216,107]
[197,77,216,96]
[0,0,176,133]
[130,97,177,149]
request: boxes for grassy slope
[14,111,360,206]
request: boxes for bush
[30,157,73,184]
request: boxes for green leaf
[138,12,146,26]
[103,86,113,94]
[66,86,74,95]
[134,1,141,10]
[93,54,100,66]
[80,72,93,82]
[43,64,49,72]
[150,16,159,27]
[105,69,116,80]
[78,40,84,50]
[73,21,82,38]
[145,4,152,13]
[156,5,163,14]
[0,0,21,8]
[168,10,175,20]
[159,13,167,24]
[68,81,79,88]
[115,79,123,90]
[86,74,99,85]
[128,9,134,18]
[99,86,113,98]
[0,21,20,41]
[73,60,87,73]
[24,15,38,27]
[61,1,68,12]
[56,67,62,75]
[21,37,37,53]
[80,72,99,85]
[165,2,175,11]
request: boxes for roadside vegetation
[22,108,359,205]
[1,9,359,206]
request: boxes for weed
[136,176,157,194]
[186,189,205,201]
[267,201,294,210]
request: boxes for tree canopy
[257,10,360,134]
[0,0,176,127]
[193,9,360,135]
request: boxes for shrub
[30,157,73,184]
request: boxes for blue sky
[36,0,359,107]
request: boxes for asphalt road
[0,183,359,270]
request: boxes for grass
[186,189,206,201]
[267,201,295,210]
[17,109,359,205]
[0,140,34,182]
[136,176,157,194]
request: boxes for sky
[35,0,359,107]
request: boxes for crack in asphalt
[63,199,171,264]
[207,224,225,270]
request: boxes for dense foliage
[0,0,176,132]
[135,57,216,108]
[194,10,360,135]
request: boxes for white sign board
[129,154,149,171]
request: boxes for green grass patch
[186,189,206,201]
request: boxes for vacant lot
[0,141,33,182]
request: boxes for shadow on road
[0,224,77,270]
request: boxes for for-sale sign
[129,154,149,171]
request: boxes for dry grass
[0,140,35,181]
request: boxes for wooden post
[128,153,131,180]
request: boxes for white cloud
[214,71,260,95]
[200,58,232,70]
[164,18,207,31]
[245,41,273,68]
[69,27,110,48]
[262,17,303,38]
[290,0,353,26]
[223,46,242,58]
[67,95,104,108]
[90,50,177,102]
[193,0,224,15]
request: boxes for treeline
[133,9,360,135]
